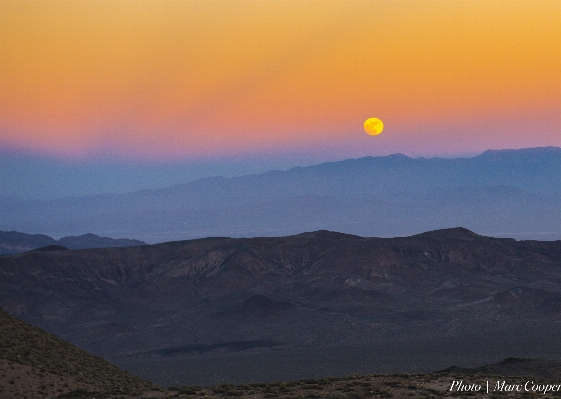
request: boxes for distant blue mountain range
[0,230,145,255]
[1,147,560,242]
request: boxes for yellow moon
[364,118,384,135]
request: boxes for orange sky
[1,1,560,160]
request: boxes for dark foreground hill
[0,230,145,255]
[3,308,561,399]
[4,305,561,399]
[0,307,157,398]
[2,228,561,385]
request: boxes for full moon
[364,118,384,135]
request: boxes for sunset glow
[1,1,560,160]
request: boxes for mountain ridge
[1,146,560,243]
[0,230,145,255]
[2,227,561,383]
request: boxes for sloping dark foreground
[1,227,561,385]
[5,304,561,399]
[0,307,157,398]
[3,307,561,399]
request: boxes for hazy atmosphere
[1,0,560,202]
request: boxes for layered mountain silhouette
[2,227,561,384]
[0,230,145,255]
[1,147,560,242]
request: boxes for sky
[1,0,560,199]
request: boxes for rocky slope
[0,307,157,398]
